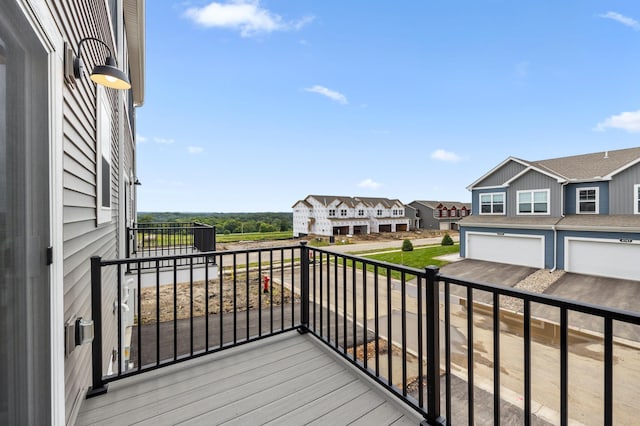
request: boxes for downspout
[551,224,557,272]
[551,181,569,272]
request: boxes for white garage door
[565,238,640,281]
[467,232,545,268]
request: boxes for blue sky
[136,1,640,212]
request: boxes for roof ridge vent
[604,151,609,159]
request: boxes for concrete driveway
[536,273,640,340]
[438,259,536,287]
[436,259,537,305]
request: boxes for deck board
[77,331,422,426]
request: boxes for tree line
[137,212,293,234]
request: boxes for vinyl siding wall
[609,163,640,214]
[48,1,133,424]
[409,202,438,229]
[474,160,527,188]
[509,171,562,217]
[564,182,609,215]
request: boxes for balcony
[78,243,640,425]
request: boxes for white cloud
[304,85,348,104]
[600,11,640,30]
[184,0,314,37]
[136,134,148,143]
[187,146,204,154]
[358,178,381,190]
[431,149,461,162]
[595,110,640,133]
[154,137,175,145]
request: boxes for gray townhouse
[459,147,640,281]
[409,200,471,231]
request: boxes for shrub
[401,239,414,252]
[441,233,454,246]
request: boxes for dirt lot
[139,273,299,324]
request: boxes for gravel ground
[501,269,565,312]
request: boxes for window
[634,184,640,214]
[517,189,549,215]
[328,209,336,216]
[340,209,347,216]
[358,209,364,216]
[577,187,598,214]
[480,193,505,214]
[97,86,112,224]
[399,209,404,216]
[377,209,382,216]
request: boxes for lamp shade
[90,56,131,90]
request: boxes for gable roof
[299,195,405,209]
[469,147,640,189]
[532,147,640,180]
[411,200,472,210]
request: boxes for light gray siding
[609,163,640,214]
[49,0,134,424]
[409,202,438,229]
[474,160,527,188]
[508,170,562,217]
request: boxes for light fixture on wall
[69,37,131,90]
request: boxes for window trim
[576,187,599,215]
[479,192,506,215]
[517,189,550,215]
[634,184,640,215]
[96,86,112,225]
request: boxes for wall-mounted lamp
[69,37,131,90]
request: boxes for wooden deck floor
[76,331,422,425]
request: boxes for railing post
[299,241,310,333]
[87,256,108,397]
[423,266,444,425]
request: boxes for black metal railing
[89,245,301,396]
[127,222,216,269]
[89,242,640,425]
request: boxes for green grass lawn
[363,244,460,269]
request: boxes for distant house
[292,195,410,237]
[409,200,471,231]
[460,147,640,281]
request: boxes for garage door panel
[467,233,544,268]
[566,239,640,281]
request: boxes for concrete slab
[535,273,640,341]
[439,259,537,287]
[438,259,537,305]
